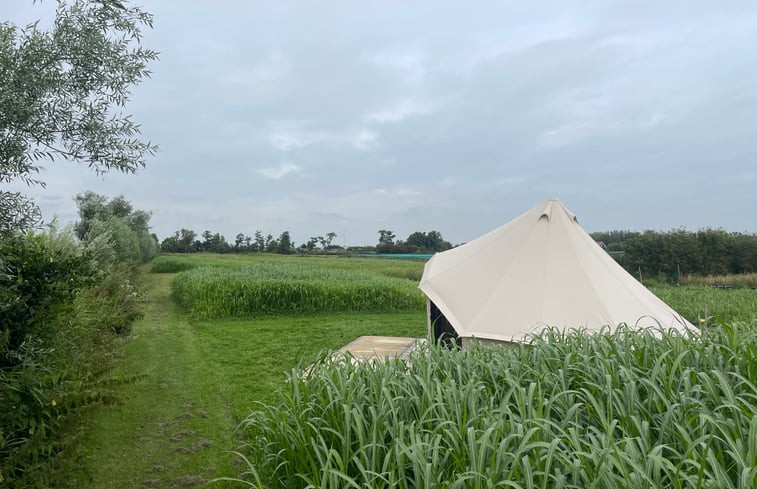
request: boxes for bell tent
[418,197,692,346]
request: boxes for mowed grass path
[58,272,240,488]
[58,268,426,487]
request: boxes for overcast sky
[6,1,757,246]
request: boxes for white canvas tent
[418,197,692,345]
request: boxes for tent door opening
[429,300,461,347]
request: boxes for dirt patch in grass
[176,439,213,455]
[170,429,197,442]
[170,475,208,488]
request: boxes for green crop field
[650,284,757,324]
[171,262,424,318]
[140,253,757,488]
[151,253,425,281]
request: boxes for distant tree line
[160,229,339,255]
[376,229,453,254]
[591,229,757,278]
[158,225,757,276]
[158,228,455,255]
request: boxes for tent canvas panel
[419,197,692,344]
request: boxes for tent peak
[539,197,578,223]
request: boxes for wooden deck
[338,335,425,360]
[303,336,425,377]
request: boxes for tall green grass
[650,284,757,324]
[172,263,424,318]
[150,255,199,273]
[151,253,425,281]
[680,272,757,289]
[238,323,757,488]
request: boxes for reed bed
[172,263,424,318]
[238,323,757,488]
[679,272,757,289]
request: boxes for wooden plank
[339,335,424,360]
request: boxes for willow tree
[0,0,158,233]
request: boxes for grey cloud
[6,0,757,245]
[257,162,302,180]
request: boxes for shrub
[0,228,93,354]
[137,230,159,263]
[75,264,143,335]
[0,228,94,483]
[87,217,141,266]
[0,225,145,485]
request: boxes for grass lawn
[194,312,425,420]
[54,266,425,488]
